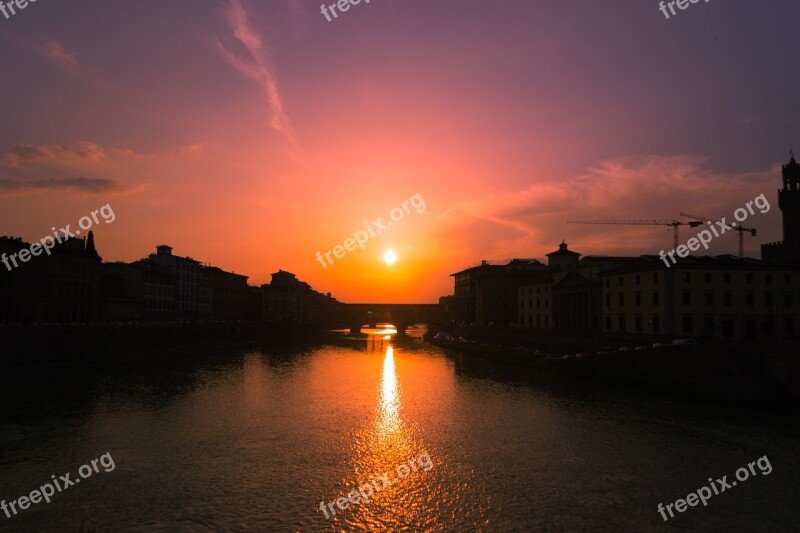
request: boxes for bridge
[329,303,444,335]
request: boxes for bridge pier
[349,322,362,335]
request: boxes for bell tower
[762,151,800,264]
[779,151,800,246]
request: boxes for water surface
[1,330,799,531]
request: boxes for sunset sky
[1,0,798,302]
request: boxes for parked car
[652,342,667,349]
[433,332,452,340]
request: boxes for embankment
[429,337,800,412]
[0,322,327,373]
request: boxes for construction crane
[566,220,704,249]
[680,212,756,258]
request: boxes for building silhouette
[518,242,643,331]
[1,235,333,325]
[261,270,339,324]
[202,266,248,321]
[0,233,102,324]
[102,261,145,322]
[451,259,547,326]
[599,255,797,339]
[145,245,200,320]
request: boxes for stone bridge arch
[331,303,443,335]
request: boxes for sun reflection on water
[341,335,440,530]
[378,346,400,436]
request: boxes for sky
[0,0,798,303]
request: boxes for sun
[383,250,397,265]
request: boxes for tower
[761,152,800,264]
[779,151,800,246]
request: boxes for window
[619,277,623,287]
[704,315,715,335]
[635,292,641,306]
[682,315,693,334]
[605,278,610,288]
[619,294,624,306]
[746,293,755,307]
[652,314,661,333]
[785,292,793,308]
[618,315,625,331]
[704,291,713,306]
[785,274,792,285]
[682,272,691,283]
[786,317,795,337]
[634,314,642,332]
[605,315,612,330]
[766,273,772,285]
[705,272,712,283]
[653,273,658,283]
[635,275,641,286]
[765,292,773,307]
[723,292,732,306]
[605,294,610,306]
[683,291,692,305]
[746,273,753,284]
[653,291,660,305]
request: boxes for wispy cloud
[44,41,77,64]
[3,140,203,167]
[42,40,89,79]
[217,0,298,148]
[4,141,106,167]
[39,40,115,91]
[0,177,126,195]
[738,111,771,126]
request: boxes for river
[1,327,798,531]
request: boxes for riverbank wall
[0,322,329,372]
[428,336,800,412]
